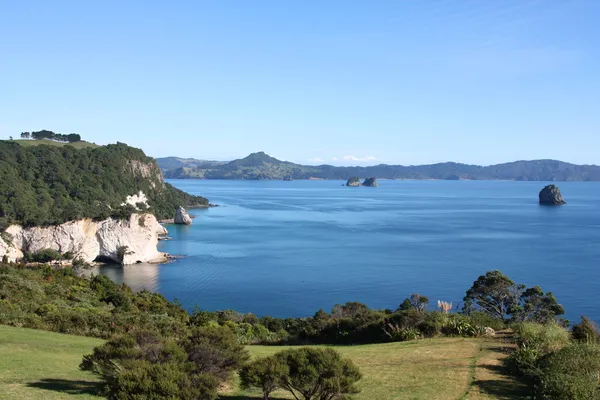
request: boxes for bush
[275,347,362,400]
[536,344,600,400]
[508,322,570,377]
[240,356,289,400]
[82,328,245,400]
[23,249,63,263]
[572,316,600,343]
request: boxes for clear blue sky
[1,1,598,166]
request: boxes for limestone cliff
[0,214,168,265]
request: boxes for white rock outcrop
[0,214,168,265]
[174,206,193,225]
[121,191,149,210]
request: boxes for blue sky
[1,1,598,166]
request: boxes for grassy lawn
[0,324,526,400]
[224,337,527,400]
[10,139,99,149]
[0,325,103,400]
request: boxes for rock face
[539,184,566,205]
[346,177,361,187]
[0,214,168,265]
[174,206,193,225]
[362,177,378,187]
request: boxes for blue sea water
[96,179,600,322]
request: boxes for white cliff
[0,214,168,265]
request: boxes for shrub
[275,347,362,400]
[184,325,249,381]
[508,322,570,377]
[572,316,600,343]
[536,344,600,400]
[23,249,63,263]
[240,356,289,400]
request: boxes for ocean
[96,179,600,322]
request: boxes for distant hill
[162,152,600,181]
[156,156,226,171]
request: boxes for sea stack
[346,177,361,187]
[539,185,566,205]
[174,206,193,225]
[362,177,378,187]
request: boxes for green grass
[0,325,526,400]
[10,139,99,149]
[0,325,103,400]
[224,337,527,400]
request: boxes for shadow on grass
[472,379,529,400]
[26,379,102,396]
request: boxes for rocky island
[362,177,378,187]
[539,184,566,205]
[174,206,193,225]
[346,177,361,186]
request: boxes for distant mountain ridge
[159,152,600,181]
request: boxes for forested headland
[0,140,208,229]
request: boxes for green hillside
[13,139,99,149]
[0,141,208,228]
[0,325,523,400]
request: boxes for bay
[96,179,600,322]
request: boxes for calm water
[96,180,600,322]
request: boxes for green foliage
[535,344,600,400]
[23,249,65,263]
[0,265,189,338]
[240,356,289,400]
[463,270,565,323]
[508,322,570,377]
[572,315,600,343]
[81,330,220,400]
[81,327,247,400]
[185,325,250,381]
[0,141,207,229]
[275,347,362,400]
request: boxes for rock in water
[346,177,361,187]
[174,206,193,225]
[539,185,566,205]
[362,177,378,187]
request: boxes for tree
[275,347,361,400]
[513,286,565,324]
[397,298,413,312]
[9,136,12,140]
[20,132,30,139]
[463,270,524,322]
[398,294,429,313]
[240,356,289,400]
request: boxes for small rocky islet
[539,184,566,205]
[345,177,378,187]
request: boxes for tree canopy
[0,141,207,228]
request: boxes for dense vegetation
[0,141,207,228]
[20,129,82,143]
[159,151,600,181]
[1,264,597,399]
